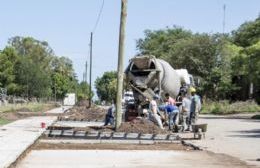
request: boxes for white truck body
[63,93,76,106]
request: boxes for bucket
[192,123,207,133]
[41,122,46,128]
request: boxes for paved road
[187,114,260,167]
[17,150,251,168]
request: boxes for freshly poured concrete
[17,150,250,168]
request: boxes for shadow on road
[228,129,260,138]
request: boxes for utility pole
[89,32,93,108]
[85,61,88,84]
[222,4,226,34]
[115,0,127,130]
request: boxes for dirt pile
[61,106,107,120]
[77,100,90,107]
[117,118,168,134]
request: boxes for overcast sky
[0,0,259,89]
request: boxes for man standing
[149,95,164,129]
[104,104,115,126]
[181,93,191,131]
[188,87,201,130]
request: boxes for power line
[92,0,105,33]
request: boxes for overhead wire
[92,0,105,33]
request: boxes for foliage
[232,16,260,47]
[95,71,117,103]
[0,118,10,125]
[76,81,93,101]
[201,100,260,114]
[136,17,260,102]
[137,26,192,60]
[0,36,82,100]
[0,103,57,113]
[0,47,18,93]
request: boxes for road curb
[181,140,202,150]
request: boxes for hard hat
[190,87,196,93]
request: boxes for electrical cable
[92,0,105,33]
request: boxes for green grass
[0,118,11,125]
[201,100,260,115]
[0,103,57,113]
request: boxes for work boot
[185,126,190,132]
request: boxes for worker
[164,104,179,131]
[104,104,115,126]
[188,87,201,130]
[165,93,176,105]
[149,95,164,129]
[181,93,191,131]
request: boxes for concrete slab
[0,116,56,168]
[186,115,260,167]
[0,107,67,168]
[17,150,251,168]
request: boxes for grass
[201,100,260,115]
[0,118,11,125]
[0,102,58,113]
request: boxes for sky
[0,0,259,92]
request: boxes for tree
[95,71,117,103]
[14,56,52,97]
[0,47,18,94]
[232,16,260,102]
[137,26,192,60]
[3,36,79,99]
[233,16,260,47]
[76,82,93,101]
[51,56,78,100]
[136,26,248,100]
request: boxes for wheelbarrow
[192,123,207,139]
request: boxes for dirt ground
[58,105,170,134]
[49,119,171,134]
[117,118,169,134]
[59,106,107,121]
[0,108,59,124]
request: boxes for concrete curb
[181,140,202,150]
[39,139,182,145]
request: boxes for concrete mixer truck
[124,55,194,121]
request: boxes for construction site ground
[0,105,259,168]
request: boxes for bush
[201,100,260,114]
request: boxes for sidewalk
[0,107,65,168]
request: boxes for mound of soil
[77,100,90,107]
[61,106,107,120]
[117,118,168,134]
[0,112,24,121]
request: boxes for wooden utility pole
[89,32,93,108]
[115,0,127,130]
[85,61,88,83]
